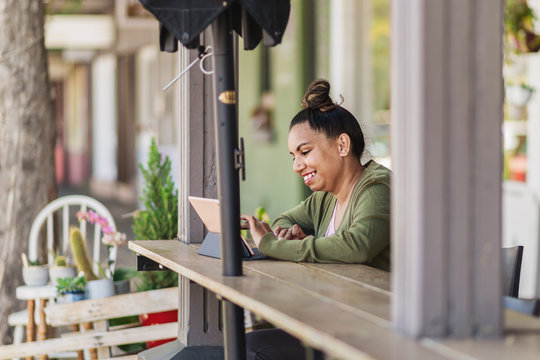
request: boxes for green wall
[238,0,307,221]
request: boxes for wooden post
[81,322,98,360]
[391,0,504,338]
[71,324,84,360]
[26,299,35,360]
[176,31,222,348]
[37,299,48,360]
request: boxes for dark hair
[290,79,365,159]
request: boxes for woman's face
[288,122,342,193]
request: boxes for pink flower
[76,211,89,222]
[77,210,127,278]
[102,225,114,235]
[102,232,126,247]
[77,210,126,246]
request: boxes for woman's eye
[301,150,310,156]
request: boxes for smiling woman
[242,79,391,269]
[242,79,392,360]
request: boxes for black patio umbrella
[138,1,290,359]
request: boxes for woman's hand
[273,224,307,240]
[241,215,273,247]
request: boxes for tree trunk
[0,0,56,344]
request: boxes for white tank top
[325,202,338,237]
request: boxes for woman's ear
[336,133,351,157]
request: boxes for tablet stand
[198,232,266,260]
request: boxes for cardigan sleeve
[271,193,318,236]
[259,184,390,264]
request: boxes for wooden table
[130,240,540,360]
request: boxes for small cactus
[54,256,67,267]
[69,226,98,281]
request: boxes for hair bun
[301,79,336,112]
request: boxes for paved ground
[59,185,139,268]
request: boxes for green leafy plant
[133,139,178,291]
[506,0,535,36]
[112,267,138,282]
[505,0,540,52]
[56,275,86,295]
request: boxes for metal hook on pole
[162,46,214,92]
[199,46,214,75]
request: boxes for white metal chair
[8,195,118,354]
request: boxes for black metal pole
[212,6,242,278]
[211,9,246,360]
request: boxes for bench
[0,287,179,360]
[126,240,540,359]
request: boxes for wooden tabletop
[129,240,540,360]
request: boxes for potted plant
[21,253,49,286]
[48,249,77,286]
[56,275,86,303]
[505,0,540,52]
[71,211,127,299]
[69,226,111,299]
[132,139,179,348]
[506,81,536,119]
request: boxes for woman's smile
[302,171,316,184]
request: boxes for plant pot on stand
[22,265,49,286]
[49,266,77,286]
[86,278,115,299]
[56,275,86,303]
[58,291,85,304]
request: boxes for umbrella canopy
[139,0,290,50]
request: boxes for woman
[242,79,391,270]
[242,79,391,360]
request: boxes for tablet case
[189,196,267,261]
[197,232,267,261]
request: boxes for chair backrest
[28,195,117,276]
[503,245,524,297]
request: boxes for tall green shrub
[133,139,178,291]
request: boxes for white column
[519,0,540,298]
[92,54,117,182]
[177,45,191,243]
[391,0,504,338]
[329,0,372,127]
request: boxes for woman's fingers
[241,216,307,242]
[240,215,256,228]
[291,224,307,239]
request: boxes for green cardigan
[259,160,391,271]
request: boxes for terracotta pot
[139,310,178,348]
